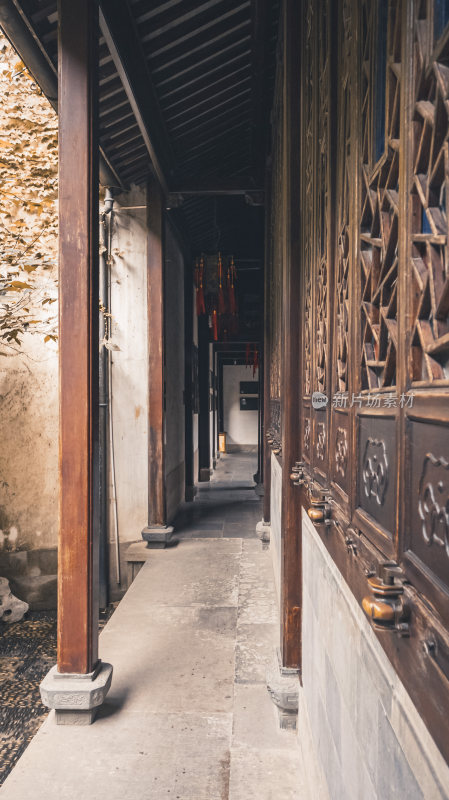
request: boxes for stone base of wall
[301,510,449,800]
[226,444,258,453]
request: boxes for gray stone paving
[0,453,304,800]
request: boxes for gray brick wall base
[301,510,449,800]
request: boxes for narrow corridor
[0,454,305,800]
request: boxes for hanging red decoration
[211,308,218,341]
[253,346,259,377]
[196,256,206,316]
[228,255,237,316]
[245,342,251,367]
[217,252,226,316]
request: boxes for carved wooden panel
[357,414,396,542]
[408,418,449,606]
[301,0,315,402]
[315,0,329,396]
[294,0,449,758]
[401,5,449,625]
[331,412,350,495]
[329,0,352,505]
[334,0,352,392]
[302,407,311,464]
[409,10,449,384]
[359,1,401,390]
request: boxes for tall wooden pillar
[280,0,302,669]
[40,0,112,724]
[57,0,99,676]
[262,167,272,526]
[198,315,211,482]
[142,172,173,545]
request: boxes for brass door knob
[362,597,395,623]
[308,507,325,523]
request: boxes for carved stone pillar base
[141,525,174,548]
[256,520,271,542]
[266,649,299,730]
[40,661,113,725]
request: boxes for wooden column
[280,0,302,669]
[57,0,99,675]
[262,166,272,525]
[198,315,211,481]
[184,258,195,501]
[142,172,172,544]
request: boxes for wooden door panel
[302,405,312,465]
[403,401,449,625]
[354,411,397,556]
[330,411,350,499]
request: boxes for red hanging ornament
[211,308,218,341]
[228,255,237,317]
[253,346,259,377]
[196,256,206,316]
[218,252,226,316]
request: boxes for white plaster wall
[301,509,449,800]
[0,337,58,550]
[164,220,185,521]
[270,452,282,607]
[109,186,148,543]
[223,365,259,445]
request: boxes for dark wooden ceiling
[11,0,279,194]
[2,0,279,282]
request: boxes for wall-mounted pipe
[99,190,120,602]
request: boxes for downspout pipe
[0,0,124,190]
[99,190,121,603]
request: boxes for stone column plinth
[141,524,174,548]
[40,661,113,725]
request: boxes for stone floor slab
[1,453,307,800]
[235,622,279,684]
[228,747,304,800]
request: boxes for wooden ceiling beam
[169,175,263,197]
[99,0,174,194]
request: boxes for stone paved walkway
[0,453,304,800]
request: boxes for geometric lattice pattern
[335,3,352,394]
[360,2,401,390]
[303,0,315,398]
[315,0,329,395]
[411,20,449,382]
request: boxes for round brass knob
[362,597,395,623]
[308,507,325,523]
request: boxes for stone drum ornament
[0,577,29,623]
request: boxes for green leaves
[0,31,58,353]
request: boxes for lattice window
[334,0,352,394]
[410,6,449,382]
[359,1,401,390]
[303,0,314,398]
[315,1,329,395]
